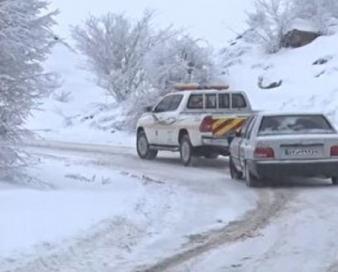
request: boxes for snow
[172,184,338,272]
[0,146,257,271]
[25,43,134,146]
[225,28,338,128]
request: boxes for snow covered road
[2,141,336,272]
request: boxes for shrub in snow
[72,11,172,103]
[0,0,57,176]
[53,90,73,103]
[144,36,218,92]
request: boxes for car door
[165,94,184,146]
[239,116,258,171]
[231,116,254,169]
[152,95,183,145]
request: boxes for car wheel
[180,135,195,166]
[137,131,158,160]
[229,156,242,180]
[332,177,338,185]
[245,161,259,187]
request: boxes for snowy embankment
[25,44,134,146]
[225,28,338,127]
[0,146,257,271]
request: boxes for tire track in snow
[135,189,292,272]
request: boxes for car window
[232,94,247,109]
[154,96,173,113]
[168,95,183,111]
[188,94,204,109]
[219,93,230,109]
[258,115,334,136]
[206,94,217,109]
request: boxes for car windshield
[258,115,334,136]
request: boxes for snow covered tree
[73,11,220,130]
[121,35,220,130]
[72,11,172,103]
[247,0,294,53]
[293,0,338,34]
[144,36,218,94]
[0,0,57,175]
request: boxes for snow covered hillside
[26,0,338,143]
[25,44,133,146]
[224,27,338,127]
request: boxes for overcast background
[50,0,253,47]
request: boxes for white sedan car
[229,112,338,187]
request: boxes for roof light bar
[174,84,229,91]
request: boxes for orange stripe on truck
[212,118,247,137]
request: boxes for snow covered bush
[0,0,57,176]
[53,90,73,103]
[72,11,172,103]
[145,35,218,93]
[247,0,294,53]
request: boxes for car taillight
[254,147,275,159]
[331,146,338,156]
[200,116,213,133]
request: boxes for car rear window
[258,115,334,136]
[232,94,247,108]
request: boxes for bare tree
[247,0,294,53]
[0,0,58,176]
[293,0,338,34]
[144,36,218,93]
[72,11,172,103]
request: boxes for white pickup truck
[136,85,253,166]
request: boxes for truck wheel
[137,131,158,160]
[332,177,338,185]
[245,161,259,187]
[229,156,242,180]
[180,135,194,166]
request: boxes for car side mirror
[235,130,242,138]
[144,106,153,113]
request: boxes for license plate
[212,139,229,145]
[283,146,323,158]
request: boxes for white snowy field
[0,145,257,271]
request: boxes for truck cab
[136,85,253,166]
